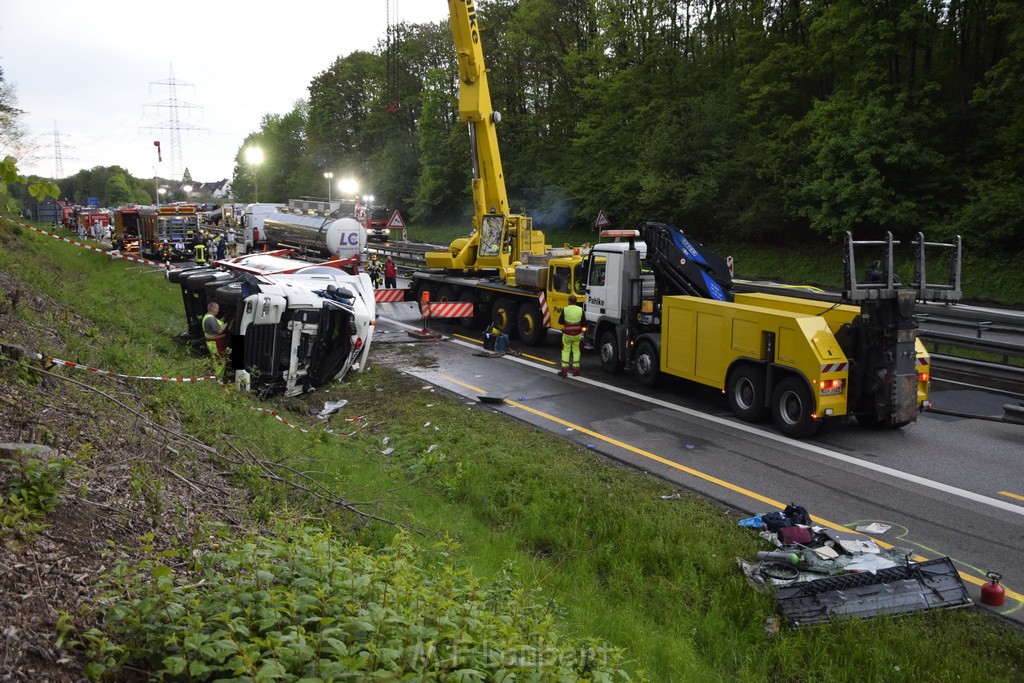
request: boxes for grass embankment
[2,217,1023,681]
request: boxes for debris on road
[737,502,973,627]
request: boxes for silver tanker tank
[260,212,366,259]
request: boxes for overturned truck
[167,249,376,397]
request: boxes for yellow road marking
[1000,491,1024,502]
[443,374,1024,605]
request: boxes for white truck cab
[240,203,283,252]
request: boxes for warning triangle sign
[595,210,611,229]
[387,211,406,229]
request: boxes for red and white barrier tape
[10,344,367,436]
[17,221,174,270]
[31,352,217,382]
[111,252,173,270]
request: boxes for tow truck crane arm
[638,222,733,302]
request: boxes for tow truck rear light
[819,378,845,395]
[918,371,930,383]
[354,337,364,351]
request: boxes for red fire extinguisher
[981,572,1005,607]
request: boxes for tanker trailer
[261,210,366,259]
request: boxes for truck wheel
[599,329,625,375]
[727,365,768,422]
[517,302,546,346]
[214,281,244,306]
[771,377,821,438]
[634,340,660,388]
[493,298,517,335]
[459,291,484,330]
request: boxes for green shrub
[0,454,72,537]
[83,526,631,681]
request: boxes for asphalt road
[372,314,1024,624]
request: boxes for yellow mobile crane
[411,0,587,344]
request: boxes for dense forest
[227,0,1023,249]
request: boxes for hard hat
[371,254,378,261]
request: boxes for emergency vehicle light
[600,230,640,238]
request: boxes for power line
[143,64,206,181]
[52,121,64,178]
[38,121,75,179]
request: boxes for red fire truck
[355,203,390,242]
[113,206,143,253]
[139,205,201,260]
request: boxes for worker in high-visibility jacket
[557,295,584,377]
[202,301,229,377]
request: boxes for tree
[104,172,136,207]
[412,68,468,224]
[955,0,1024,246]
[182,167,193,185]
[1,66,58,210]
[0,66,28,159]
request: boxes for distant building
[192,179,230,199]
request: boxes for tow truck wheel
[634,340,660,388]
[459,291,484,330]
[517,302,546,346]
[727,365,768,422]
[493,298,517,335]
[771,377,821,438]
[599,330,625,375]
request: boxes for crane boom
[449,0,509,219]
[426,0,548,281]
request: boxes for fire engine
[139,205,201,261]
[112,206,142,253]
[356,203,391,242]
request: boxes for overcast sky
[1,1,449,184]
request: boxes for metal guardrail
[916,302,1024,328]
[919,330,1024,363]
[365,242,440,272]
[929,355,1024,397]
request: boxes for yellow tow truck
[582,226,961,438]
